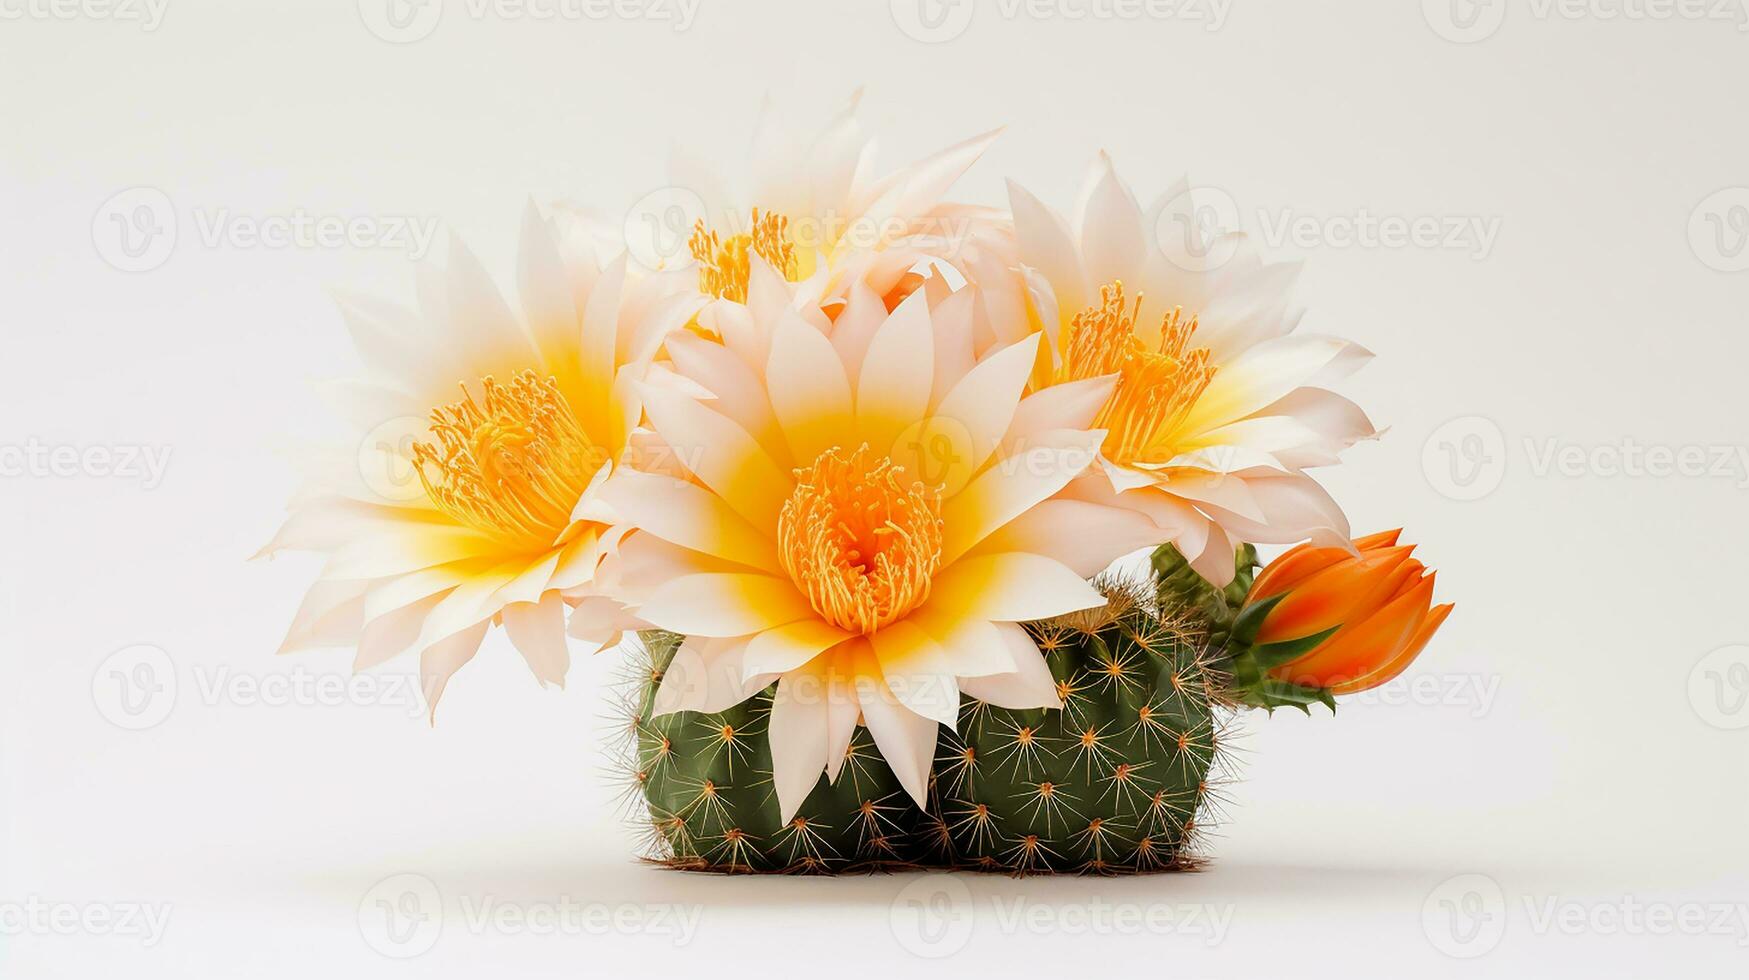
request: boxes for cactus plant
[919,576,1235,874]
[612,630,927,873]
[615,580,1239,876]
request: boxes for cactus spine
[921,577,1232,873]
[614,631,925,873]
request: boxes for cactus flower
[1235,530,1454,697]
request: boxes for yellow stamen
[412,371,597,552]
[777,445,943,635]
[1058,282,1217,468]
[688,208,798,302]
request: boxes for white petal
[855,289,934,452]
[420,620,489,722]
[957,623,1062,709]
[502,592,570,687]
[769,670,830,823]
[925,552,1105,624]
[853,668,939,809]
[649,635,774,716]
[767,310,854,466]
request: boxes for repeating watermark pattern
[357,416,437,505]
[1254,207,1501,261]
[1424,0,1749,43]
[0,439,173,489]
[0,899,173,948]
[1689,188,1749,273]
[888,877,1233,958]
[357,0,700,43]
[1689,644,1749,730]
[1423,415,1749,501]
[92,644,440,731]
[92,187,441,272]
[1422,416,1509,501]
[191,208,441,260]
[1153,186,1501,272]
[1423,873,1508,958]
[1424,873,1749,957]
[91,187,177,273]
[359,874,444,959]
[890,0,1231,44]
[1341,672,1501,718]
[358,874,702,958]
[620,188,984,272]
[91,644,179,731]
[0,0,169,30]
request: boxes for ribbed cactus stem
[923,577,1235,874]
[611,631,925,873]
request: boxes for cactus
[921,576,1235,874]
[612,630,927,873]
[614,579,1235,876]
[1151,542,1257,650]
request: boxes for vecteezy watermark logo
[1688,187,1749,273]
[0,0,170,30]
[889,876,975,959]
[358,0,445,43]
[0,439,174,488]
[888,879,1234,956]
[190,209,441,259]
[92,189,441,269]
[1154,189,1503,263]
[1689,644,1749,731]
[92,187,177,273]
[1426,876,1749,952]
[358,416,434,503]
[455,897,703,941]
[0,899,174,947]
[890,0,976,42]
[360,0,699,40]
[1155,184,1241,273]
[1255,208,1502,260]
[1427,0,1749,42]
[623,186,709,271]
[892,0,1231,42]
[1425,419,1749,500]
[1342,672,1502,719]
[1423,873,1508,958]
[359,874,444,959]
[1422,416,1508,501]
[1423,0,1507,42]
[91,644,178,731]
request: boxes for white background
[4,0,1749,975]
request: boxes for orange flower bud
[1237,531,1453,696]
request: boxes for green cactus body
[925,579,1231,874]
[619,631,925,873]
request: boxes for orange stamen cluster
[777,445,943,635]
[1059,282,1217,468]
[413,371,597,552]
[688,208,797,302]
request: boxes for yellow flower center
[777,445,943,635]
[1057,282,1217,468]
[412,371,598,552]
[687,208,798,302]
